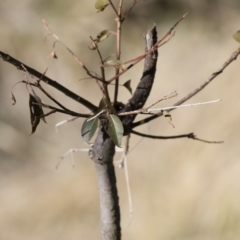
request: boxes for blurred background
[1,0,240,239]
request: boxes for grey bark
[121,25,158,135]
[91,25,158,240]
[91,121,121,240]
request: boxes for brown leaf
[11,92,16,105]
[29,94,46,135]
[162,110,175,128]
[48,50,58,59]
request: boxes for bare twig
[43,20,86,71]
[148,99,221,112]
[118,94,220,117]
[89,36,110,102]
[42,19,106,84]
[40,109,57,118]
[21,79,73,113]
[55,116,79,133]
[113,0,123,105]
[108,0,119,17]
[107,13,187,84]
[122,0,141,22]
[0,51,98,112]
[145,91,178,110]
[56,147,90,169]
[131,130,223,143]
[132,46,240,129]
[35,102,90,118]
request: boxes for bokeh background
[1,0,240,239]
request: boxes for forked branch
[0,51,98,112]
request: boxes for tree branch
[36,102,90,118]
[132,46,240,129]
[120,24,158,134]
[107,13,186,84]
[0,51,98,113]
[131,130,223,143]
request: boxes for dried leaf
[29,93,46,135]
[123,79,132,94]
[162,110,175,128]
[11,92,16,105]
[48,50,58,59]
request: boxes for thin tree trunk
[90,25,158,240]
[91,122,121,240]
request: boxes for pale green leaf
[106,60,122,67]
[108,114,124,147]
[233,30,240,43]
[81,117,99,143]
[95,0,109,12]
[105,60,125,70]
[97,30,110,42]
[99,97,116,114]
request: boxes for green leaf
[95,0,109,12]
[81,117,99,144]
[107,114,124,147]
[99,97,116,114]
[89,30,111,50]
[233,30,240,43]
[105,60,123,69]
[123,79,132,94]
[97,30,110,42]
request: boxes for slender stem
[113,0,123,106]
[108,0,119,17]
[35,102,90,118]
[122,0,140,22]
[0,51,98,112]
[108,13,186,84]
[131,130,196,139]
[43,20,106,84]
[131,130,224,143]
[90,36,111,102]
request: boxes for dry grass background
[1,0,240,239]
